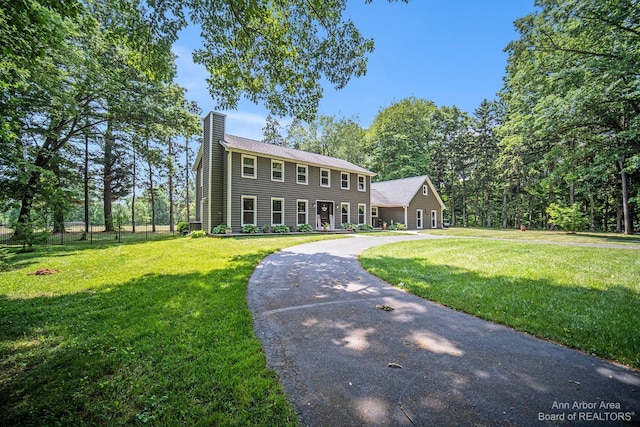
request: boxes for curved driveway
[247,234,640,426]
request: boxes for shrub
[241,224,260,234]
[190,230,207,238]
[0,248,12,272]
[272,225,290,233]
[547,202,588,233]
[212,224,231,234]
[298,224,313,232]
[177,222,190,234]
[358,223,374,232]
[396,223,407,231]
[261,225,272,233]
[289,225,298,232]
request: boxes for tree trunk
[131,147,136,233]
[16,149,51,238]
[185,140,190,222]
[168,138,174,232]
[103,122,114,232]
[450,174,456,227]
[84,129,90,235]
[147,139,156,233]
[617,157,632,234]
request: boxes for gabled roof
[371,175,445,209]
[221,134,375,176]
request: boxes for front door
[317,201,333,228]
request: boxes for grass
[359,236,640,369]
[0,234,340,426]
[421,226,640,246]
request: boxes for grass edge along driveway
[0,235,341,426]
[359,233,640,370]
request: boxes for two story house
[193,112,376,232]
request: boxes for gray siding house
[193,112,376,232]
[371,175,445,229]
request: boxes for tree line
[265,0,639,234]
[1,0,393,243]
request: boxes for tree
[366,98,439,181]
[502,0,640,233]
[547,202,589,234]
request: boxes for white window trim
[241,195,257,226]
[341,202,350,224]
[423,184,429,196]
[417,209,423,229]
[271,159,284,182]
[241,154,257,179]
[340,172,350,190]
[271,197,285,226]
[357,175,366,192]
[296,164,308,185]
[371,206,378,217]
[358,203,366,225]
[296,199,308,226]
[320,168,331,188]
[431,210,438,228]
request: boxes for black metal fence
[0,221,178,247]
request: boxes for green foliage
[358,223,374,232]
[298,224,313,232]
[190,229,207,238]
[387,222,407,231]
[241,224,260,234]
[0,247,12,271]
[177,222,189,233]
[341,222,357,230]
[546,203,589,234]
[211,224,230,234]
[261,225,272,233]
[272,225,290,233]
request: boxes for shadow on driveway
[248,235,640,426]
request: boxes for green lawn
[360,235,640,369]
[0,235,339,426]
[421,226,640,246]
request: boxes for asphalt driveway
[247,234,640,426]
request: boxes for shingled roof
[371,175,444,208]
[221,134,375,176]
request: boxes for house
[193,111,446,232]
[371,175,445,230]
[193,112,376,232]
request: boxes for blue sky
[173,1,536,140]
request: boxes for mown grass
[0,234,339,426]
[360,237,640,369]
[421,226,640,246]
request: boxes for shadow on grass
[359,254,640,369]
[0,252,296,427]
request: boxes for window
[242,196,257,225]
[431,210,438,228]
[416,209,423,229]
[358,204,366,225]
[242,155,257,179]
[297,200,308,225]
[341,172,350,189]
[320,168,330,187]
[297,164,308,184]
[423,184,429,196]
[271,198,284,225]
[341,202,350,224]
[371,206,378,217]
[357,175,366,192]
[271,160,284,182]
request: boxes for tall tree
[502,0,640,233]
[366,98,439,181]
